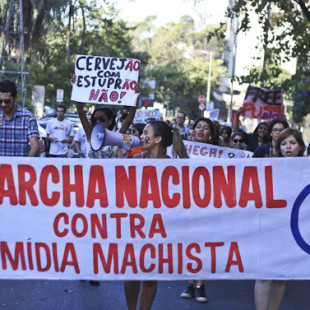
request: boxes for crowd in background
[1,78,309,310]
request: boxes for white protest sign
[134,109,161,123]
[1,157,310,280]
[71,55,140,106]
[204,108,219,121]
[167,140,253,159]
[56,89,64,102]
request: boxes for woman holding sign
[254,127,305,310]
[124,120,188,310]
[71,74,140,158]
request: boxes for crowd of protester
[0,78,309,310]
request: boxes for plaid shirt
[0,105,39,156]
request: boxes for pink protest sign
[242,85,284,120]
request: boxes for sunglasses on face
[93,116,105,123]
[233,139,243,143]
[0,99,12,104]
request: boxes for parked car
[37,112,81,134]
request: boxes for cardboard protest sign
[71,55,140,106]
[167,140,253,159]
[134,108,161,123]
[1,157,310,280]
[242,85,284,120]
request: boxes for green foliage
[130,16,227,119]
[2,0,228,120]
[23,1,144,109]
[226,0,310,122]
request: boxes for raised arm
[119,86,141,134]
[233,107,244,132]
[71,75,92,141]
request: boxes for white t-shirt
[74,127,90,158]
[46,118,74,155]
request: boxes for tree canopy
[224,0,310,122]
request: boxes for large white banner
[0,157,310,280]
[71,55,140,106]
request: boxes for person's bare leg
[124,281,141,310]
[268,280,286,310]
[138,281,157,310]
[254,280,272,310]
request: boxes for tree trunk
[294,0,310,22]
[65,0,73,62]
[78,1,86,53]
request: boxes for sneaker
[180,284,195,299]
[89,280,100,286]
[195,284,208,303]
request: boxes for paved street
[0,279,309,309]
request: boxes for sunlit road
[0,279,309,309]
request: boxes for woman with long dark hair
[124,120,188,310]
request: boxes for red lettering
[89,89,100,101]
[140,244,155,272]
[205,242,224,273]
[87,165,108,208]
[209,148,217,157]
[115,166,137,207]
[182,166,191,208]
[63,166,84,207]
[178,243,183,274]
[158,244,173,273]
[71,214,88,238]
[200,147,208,156]
[91,214,108,239]
[110,213,127,238]
[0,242,26,270]
[239,167,263,208]
[225,242,244,272]
[140,166,161,208]
[130,214,146,238]
[192,167,211,207]
[265,166,287,208]
[27,242,34,270]
[93,243,119,274]
[193,145,199,155]
[0,164,18,205]
[18,165,38,206]
[36,243,51,272]
[186,243,202,273]
[121,243,138,274]
[213,166,236,208]
[52,243,59,272]
[149,214,167,238]
[53,213,69,237]
[60,243,80,273]
[39,165,60,206]
[161,166,180,208]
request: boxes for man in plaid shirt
[0,80,39,156]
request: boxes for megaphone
[90,122,140,151]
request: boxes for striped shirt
[0,105,39,156]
